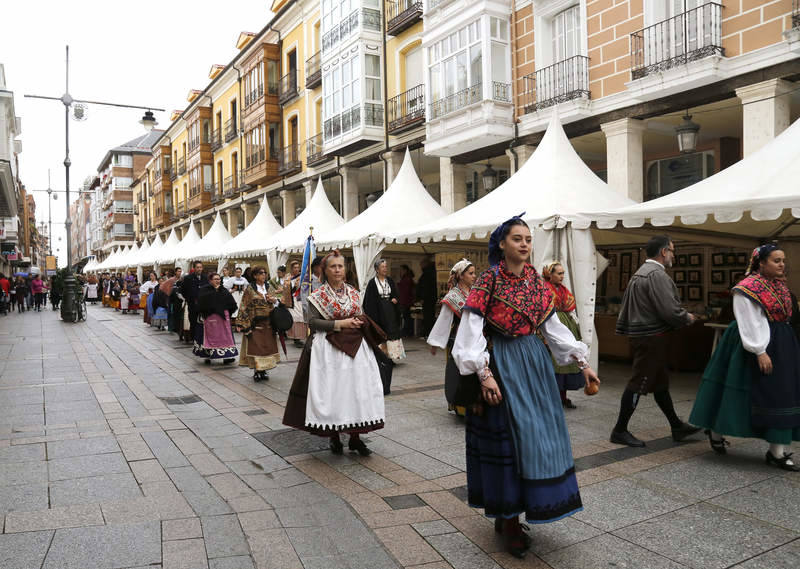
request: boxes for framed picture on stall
[730,272,745,287]
[608,253,617,267]
[712,253,725,266]
[677,286,685,300]
[726,253,737,266]
[736,252,748,266]
[688,270,701,283]
[677,254,687,266]
[689,253,703,266]
[621,252,631,272]
[688,286,702,301]
[674,270,686,284]
[711,270,725,284]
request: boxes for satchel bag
[270,303,294,332]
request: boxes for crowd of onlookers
[0,272,61,315]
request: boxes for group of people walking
[0,272,57,314]
[75,222,800,561]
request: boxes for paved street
[0,305,798,569]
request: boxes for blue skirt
[466,333,582,524]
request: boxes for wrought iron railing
[386,0,423,36]
[278,70,298,104]
[267,80,279,96]
[209,182,220,203]
[223,176,236,197]
[210,128,222,151]
[277,143,301,174]
[170,165,178,181]
[322,8,381,52]
[522,55,589,114]
[306,133,326,165]
[177,157,186,176]
[177,203,186,217]
[430,83,482,120]
[492,82,511,103]
[324,104,362,140]
[631,3,723,80]
[306,51,322,88]
[388,85,424,133]
[224,118,238,142]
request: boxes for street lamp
[482,160,499,192]
[25,45,164,323]
[675,111,700,153]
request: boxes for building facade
[0,63,23,277]
[133,0,799,248]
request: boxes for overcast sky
[1,0,270,265]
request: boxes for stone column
[200,217,213,236]
[439,157,467,213]
[243,201,259,227]
[226,209,239,237]
[600,118,646,203]
[736,78,793,157]
[341,166,360,221]
[302,179,314,205]
[280,189,297,225]
[384,150,404,187]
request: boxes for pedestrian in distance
[14,276,28,313]
[30,274,45,312]
[286,260,307,349]
[180,261,208,340]
[0,273,10,316]
[397,264,415,337]
[416,257,438,337]
[690,244,800,470]
[611,235,701,447]
[452,216,600,559]
[363,258,406,363]
[49,277,61,310]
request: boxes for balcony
[278,70,298,105]
[523,56,589,114]
[210,182,221,204]
[170,165,178,181]
[245,84,264,109]
[630,3,723,80]
[388,84,424,134]
[306,133,328,166]
[430,83,482,120]
[223,176,237,198]
[386,0,423,36]
[306,52,322,90]
[224,118,238,143]
[138,190,145,203]
[210,129,222,151]
[177,157,186,176]
[323,8,381,53]
[277,143,302,176]
[243,142,278,187]
[188,183,213,213]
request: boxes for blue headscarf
[488,212,527,267]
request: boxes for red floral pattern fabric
[464,261,555,336]
[308,283,362,321]
[546,282,576,313]
[733,274,792,323]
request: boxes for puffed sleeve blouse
[733,293,770,356]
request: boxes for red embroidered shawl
[441,286,468,316]
[464,261,555,336]
[733,274,792,323]
[308,283,363,320]
[546,281,576,313]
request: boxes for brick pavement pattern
[0,306,799,568]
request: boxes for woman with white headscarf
[428,259,477,416]
[363,258,406,362]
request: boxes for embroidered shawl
[547,281,576,313]
[733,273,792,323]
[309,283,363,321]
[236,286,274,334]
[464,261,555,336]
[441,286,469,316]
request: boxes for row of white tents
[84,111,800,366]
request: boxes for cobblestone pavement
[1,305,799,569]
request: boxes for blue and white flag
[296,232,316,299]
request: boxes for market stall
[179,212,233,273]
[222,198,283,262]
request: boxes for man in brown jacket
[611,235,701,447]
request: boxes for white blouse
[452,311,590,375]
[427,308,455,349]
[140,281,159,294]
[733,293,770,355]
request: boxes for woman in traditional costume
[452,215,600,558]
[125,275,140,315]
[542,261,584,409]
[237,266,289,382]
[286,261,308,348]
[225,267,250,324]
[84,276,99,304]
[689,245,800,471]
[193,272,238,364]
[428,259,477,416]
[363,259,406,362]
[140,272,159,325]
[283,251,388,456]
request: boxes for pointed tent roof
[140,234,164,266]
[158,224,200,264]
[180,212,233,261]
[105,246,126,270]
[97,247,118,271]
[130,238,150,267]
[318,149,447,249]
[597,116,800,236]
[115,245,133,269]
[267,179,345,252]
[120,242,139,268]
[223,198,283,258]
[390,112,636,243]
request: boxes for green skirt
[689,321,800,444]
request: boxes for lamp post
[25,45,164,322]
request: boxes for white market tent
[594,115,800,240]
[180,212,233,263]
[158,224,200,270]
[98,247,121,272]
[390,112,638,369]
[129,238,150,267]
[317,148,448,289]
[139,234,164,268]
[120,242,139,270]
[265,178,345,277]
[223,198,283,258]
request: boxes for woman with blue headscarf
[690,244,800,471]
[452,215,600,559]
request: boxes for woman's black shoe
[765,451,800,472]
[223,358,235,364]
[562,399,577,409]
[705,429,729,455]
[253,371,263,382]
[348,438,372,456]
[329,438,344,455]
[204,359,211,365]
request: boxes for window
[322,53,362,140]
[365,54,381,101]
[552,5,580,62]
[645,151,714,201]
[112,154,133,167]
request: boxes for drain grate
[252,428,331,457]
[159,394,203,405]
[244,409,269,416]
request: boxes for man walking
[180,261,208,342]
[611,235,701,447]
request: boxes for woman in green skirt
[689,244,800,471]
